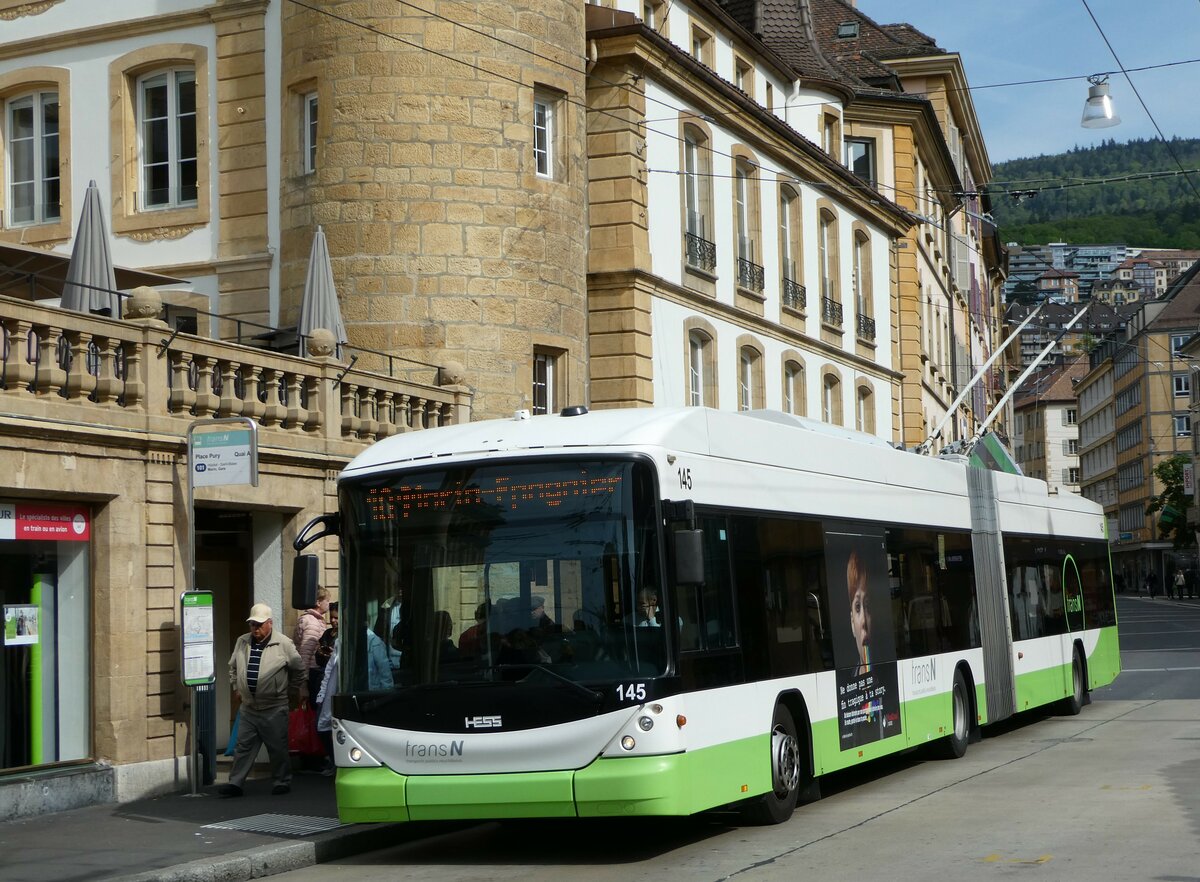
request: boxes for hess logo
[464,715,502,729]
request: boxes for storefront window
[1,501,91,771]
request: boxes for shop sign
[0,502,90,542]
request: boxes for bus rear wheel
[1061,648,1086,716]
[742,705,801,825]
[933,669,969,760]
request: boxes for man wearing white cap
[220,603,305,797]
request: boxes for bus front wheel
[742,705,802,825]
[1061,648,1086,716]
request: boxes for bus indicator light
[676,715,687,728]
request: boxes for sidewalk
[0,762,422,882]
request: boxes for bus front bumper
[336,754,696,823]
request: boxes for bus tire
[742,704,802,825]
[1061,648,1086,716]
[934,669,969,760]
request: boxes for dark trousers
[228,704,290,788]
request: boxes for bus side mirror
[292,555,319,610]
[673,529,704,585]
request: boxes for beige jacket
[228,630,305,711]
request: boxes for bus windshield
[337,458,667,695]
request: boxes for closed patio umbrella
[298,226,348,357]
[60,180,120,317]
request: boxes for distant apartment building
[1006,299,1131,368]
[1077,338,1118,539]
[1037,267,1080,303]
[1004,242,1128,302]
[1011,360,1085,493]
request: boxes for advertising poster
[4,604,39,646]
[825,527,902,749]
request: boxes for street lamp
[1081,75,1121,129]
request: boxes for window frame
[4,90,60,228]
[109,44,210,237]
[822,370,843,425]
[302,91,318,175]
[782,358,805,416]
[685,321,717,408]
[0,66,71,244]
[845,137,875,185]
[136,67,198,212]
[532,347,565,416]
[1174,374,1191,398]
[533,89,555,179]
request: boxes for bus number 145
[617,683,646,702]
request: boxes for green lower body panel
[1086,627,1121,689]
[337,736,771,823]
[576,735,768,817]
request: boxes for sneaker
[271,783,291,795]
[217,784,243,798]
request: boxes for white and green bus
[293,406,1119,825]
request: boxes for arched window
[856,383,875,434]
[737,342,764,411]
[687,327,716,407]
[818,206,842,327]
[682,124,714,271]
[852,227,875,340]
[779,185,803,309]
[733,157,762,291]
[783,359,805,415]
[822,371,843,425]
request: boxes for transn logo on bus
[465,715,502,729]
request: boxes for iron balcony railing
[685,232,717,272]
[821,296,843,327]
[737,257,765,292]
[857,314,876,341]
[782,278,806,310]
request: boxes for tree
[1145,454,1196,547]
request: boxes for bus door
[674,515,741,691]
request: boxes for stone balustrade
[0,291,471,457]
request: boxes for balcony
[685,232,717,273]
[737,257,765,293]
[821,297,843,327]
[0,290,472,456]
[782,278,806,310]
[857,314,876,341]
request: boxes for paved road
[267,596,1200,881]
[1096,594,1200,699]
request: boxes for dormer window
[837,21,859,38]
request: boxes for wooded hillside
[989,137,1200,247]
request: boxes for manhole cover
[203,813,347,836]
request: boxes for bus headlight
[349,747,363,762]
[336,730,346,745]
[638,716,654,731]
[621,735,636,751]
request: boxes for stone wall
[280,0,589,420]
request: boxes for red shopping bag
[288,703,322,755]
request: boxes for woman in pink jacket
[294,587,330,701]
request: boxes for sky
[853,1,1199,164]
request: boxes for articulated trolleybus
[293,406,1118,825]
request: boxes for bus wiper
[500,663,603,701]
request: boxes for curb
[111,822,408,882]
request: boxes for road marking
[1116,666,1200,672]
[981,853,1053,865]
